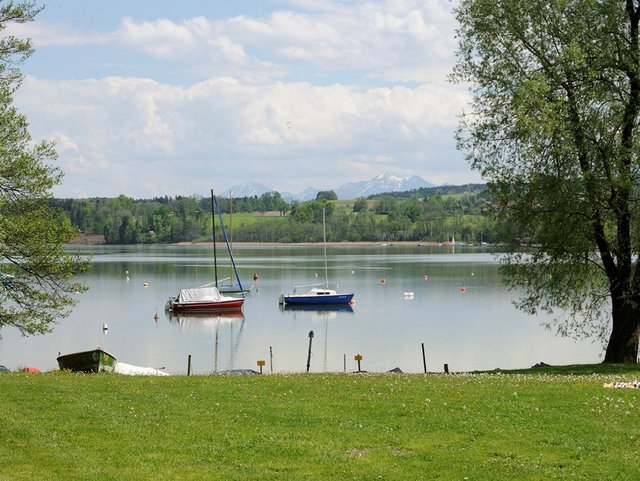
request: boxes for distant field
[219,211,288,227]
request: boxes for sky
[7,0,479,199]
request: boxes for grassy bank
[2,366,639,480]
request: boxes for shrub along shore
[1,365,639,480]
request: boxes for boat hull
[166,286,245,312]
[168,298,245,312]
[282,292,354,306]
[57,349,117,373]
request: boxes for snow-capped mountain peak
[334,172,434,199]
[224,172,434,201]
[223,182,272,198]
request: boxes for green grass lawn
[2,366,639,480]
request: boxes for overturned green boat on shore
[57,348,117,373]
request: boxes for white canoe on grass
[113,362,169,376]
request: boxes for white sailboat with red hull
[166,190,245,313]
[165,286,244,312]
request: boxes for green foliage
[315,190,337,201]
[368,183,487,200]
[1,370,639,480]
[453,0,640,362]
[0,2,88,337]
[54,185,499,245]
[352,198,368,213]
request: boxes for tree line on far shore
[49,184,501,245]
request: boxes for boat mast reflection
[166,311,245,372]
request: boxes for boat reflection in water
[280,303,354,322]
[166,310,244,330]
[166,310,245,373]
[279,303,354,315]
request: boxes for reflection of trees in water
[166,311,245,372]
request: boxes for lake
[0,244,604,374]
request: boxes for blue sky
[9,0,478,198]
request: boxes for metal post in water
[306,331,314,372]
[270,346,273,373]
[421,343,427,373]
[187,354,192,376]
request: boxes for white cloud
[115,17,197,59]
[8,0,478,197]
[16,71,470,197]
[9,0,459,82]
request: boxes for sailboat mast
[214,195,245,296]
[323,207,328,289]
[229,191,234,284]
[211,189,218,287]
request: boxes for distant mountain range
[225,172,435,201]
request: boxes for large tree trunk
[603,295,640,363]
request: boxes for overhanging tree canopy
[452,0,640,362]
[0,1,88,336]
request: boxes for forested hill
[367,183,486,199]
[50,184,500,245]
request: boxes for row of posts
[186,333,449,375]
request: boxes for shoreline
[173,240,449,247]
[70,234,456,248]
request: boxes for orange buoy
[423,274,429,280]
[459,287,467,293]
[380,278,386,284]
[253,272,259,281]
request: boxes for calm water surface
[0,244,603,374]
